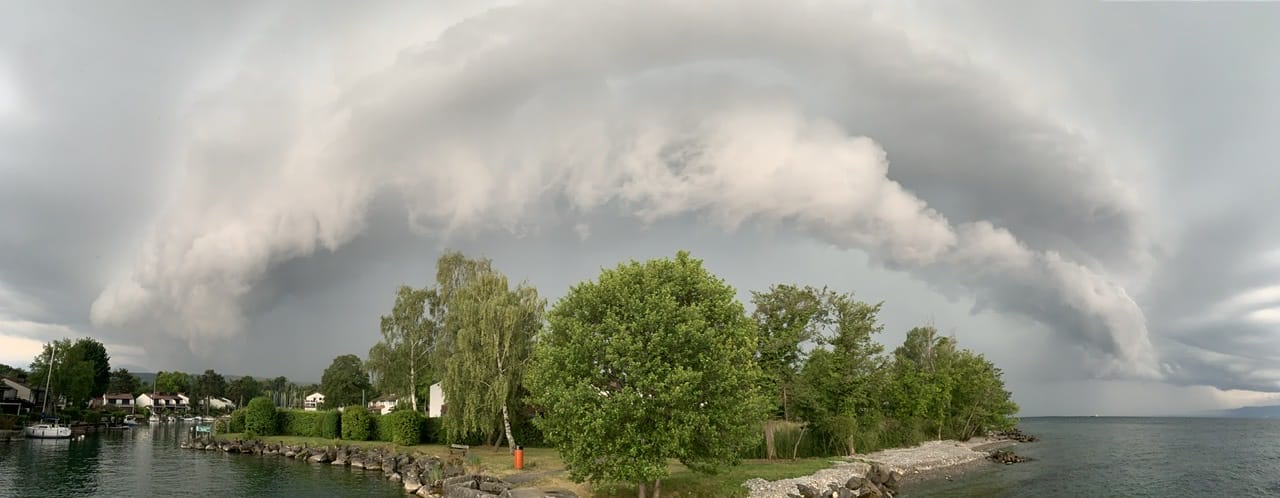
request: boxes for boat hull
[24,426,72,439]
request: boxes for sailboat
[26,347,72,439]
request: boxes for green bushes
[421,417,441,444]
[321,410,341,439]
[374,413,392,442]
[229,409,246,433]
[341,408,375,441]
[280,410,325,437]
[381,410,424,445]
[245,397,278,436]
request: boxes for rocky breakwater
[991,428,1037,443]
[987,449,1030,465]
[180,436,576,498]
[790,463,902,498]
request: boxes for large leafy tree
[153,371,191,393]
[527,251,768,496]
[227,376,263,408]
[268,376,289,406]
[0,363,28,379]
[30,339,96,412]
[441,265,543,452]
[194,369,227,413]
[67,338,111,399]
[369,285,438,412]
[793,293,886,455]
[752,284,828,422]
[320,354,371,408]
[108,368,141,395]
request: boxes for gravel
[742,438,1004,497]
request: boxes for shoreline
[743,437,1022,497]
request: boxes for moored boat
[25,420,72,439]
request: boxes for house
[1,376,42,415]
[98,393,136,412]
[203,397,236,411]
[428,382,444,418]
[304,392,325,411]
[368,395,400,415]
[135,393,190,412]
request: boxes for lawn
[213,433,836,497]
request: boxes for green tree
[226,376,262,408]
[154,371,191,393]
[67,338,111,399]
[751,285,830,459]
[194,370,227,413]
[0,363,28,378]
[527,252,768,496]
[268,376,288,406]
[793,293,886,455]
[29,339,95,412]
[440,262,543,452]
[320,354,371,408]
[369,285,438,413]
[244,396,278,436]
[107,368,141,394]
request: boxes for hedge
[421,417,441,444]
[321,410,341,439]
[245,397,279,436]
[280,409,325,438]
[379,410,423,446]
[341,408,375,441]
[229,409,246,433]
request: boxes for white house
[304,392,325,411]
[368,395,400,415]
[428,382,444,418]
[1,376,42,415]
[100,393,135,412]
[204,397,236,411]
[135,393,190,412]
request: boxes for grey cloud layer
[86,0,1159,377]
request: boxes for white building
[368,395,400,415]
[100,393,135,412]
[304,392,325,411]
[136,393,189,412]
[204,397,236,411]
[428,382,444,418]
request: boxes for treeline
[339,250,1017,495]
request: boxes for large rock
[444,488,495,498]
[795,483,824,498]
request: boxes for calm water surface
[902,417,1280,497]
[0,423,402,497]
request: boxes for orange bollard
[514,446,524,470]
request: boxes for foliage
[381,409,425,445]
[421,417,442,444]
[68,338,111,399]
[154,371,191,393]
[226,376,262,407]
[527,251,769,491]
[752,285,830,421]
[369,285,438,413]
[193,369,227,412]
[244,397,279,436]
[321,409,342,439]
[0,363,27,379]
[341,408,375,441]
[29,338,96,411]
[439,252,544,451]
[229,409,246,433]
[279,409,325,437]
[320,354,372,408]
[793,293,886,455]
[107,368,141,395]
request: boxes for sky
[2,0,1279,416]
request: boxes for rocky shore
[181,436,575,498]
[744,431,1038,498]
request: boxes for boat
[25,420,72,439]
[149,414,161,423]
[123,415,140,426]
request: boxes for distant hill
[1221,405,1280,418]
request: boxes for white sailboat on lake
[26,347,72,439]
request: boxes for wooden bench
[448,443,469,457]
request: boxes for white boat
[25,421,72,439]
[181,416,197,423]
[123,415,140,426]
[149,414,161,423]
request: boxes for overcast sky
[2,0,1279,416]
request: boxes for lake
[901,417,1280,497]
[0,423,403,497]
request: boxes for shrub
[244,397,279,436]
[341,408,374,441]
[421,417,442,444]
[279,410,324,437]
[382,410,424,446]
[214,418,228,433]
[229,409,246,433]
[245,430,258,440]
[321,410,341,439]
[374,412,393,442]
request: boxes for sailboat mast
[41,345,54,415]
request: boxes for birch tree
[369,285,438,412]
[441,267,543,453]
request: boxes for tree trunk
[637,482,646,498]
[791,427,807,460]
[493,429,505,450]
[765,419,777,460]
[502,403,517,453]
[781,385,790,421]
[409,362,418,412]
[653,478,661,498]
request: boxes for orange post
[514,446,524,470]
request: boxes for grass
[214,433,839,497]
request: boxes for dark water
[902,417,1280,497]
[0,424,402,497]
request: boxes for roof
[104,393,134,400]
[370,395,400,403]
[306,392,324,398]
[1,376,32,389]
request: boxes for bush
[245,397,279,436]
[373,413,393,442]
[421,417,441,444]
[279,410,325,437]
[229,409,246,433]
[341,408,374,441]
[381,410,424,446]
[321,410,341,439]
[214,418,228,433]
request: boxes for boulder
[350,457,365,469]
[845,476,866,490]
[796,483,824,498]
[885,470,903,490]
[403,471,423,494]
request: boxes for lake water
[902,417,1280,497]
[0,423,402,497]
